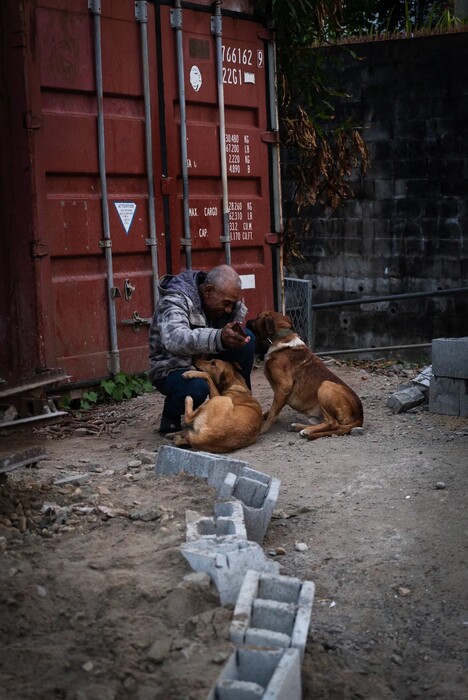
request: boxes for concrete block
[155,446,280,544]
[386,386,426,414]
[219,468,281,545]
[206,647,302,700]
[185,501,247,542]
[155,445,249,491]
[180,540,280,606]
[460,380,468,418]
[431,337,468,379]
[231,571,315,659]
[429,376,461,416]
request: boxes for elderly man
[148,264,255,434]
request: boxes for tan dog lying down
[246,311,363,440]
[166,358,263,453]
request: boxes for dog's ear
[217,369,229,393]
[265,314,276,336]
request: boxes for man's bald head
[199,265,242,321]
[204,265,242,292]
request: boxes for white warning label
[115,202,136,234]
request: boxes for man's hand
[221,322,251,348]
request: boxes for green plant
[100,372,153,402]
[58,373,154,411]
[80,390,100,410]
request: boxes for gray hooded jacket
[148,270,247,382]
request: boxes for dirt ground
[0,359,467,700]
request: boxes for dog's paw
[182,371,198,380]
[299,429,310,439]
[288,423,301,433]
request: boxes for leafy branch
[255,1,371,264]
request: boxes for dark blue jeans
[154,328,255,421]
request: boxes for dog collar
[267,329,294,344]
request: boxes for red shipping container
[0,0,282,387]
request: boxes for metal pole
[135,0,159,307]
[318,343,432,357]
[88,0,120,375]
[211,0,231,265]
[265,17,284,312]
[171,0,192,269]
[311,286,468,310]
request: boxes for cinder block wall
[282,32,468,354]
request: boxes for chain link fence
[284,277,313,348]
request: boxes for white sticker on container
[239,274,255,290]
[190,65,202,92]
[115,202,136,234]
[244,72,255,84]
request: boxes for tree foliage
[255,1,370,263]
[340,1,461,36]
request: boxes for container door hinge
[30,240,49,258]
[261,130,280,144]
[23,112,42,131]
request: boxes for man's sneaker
[158,414,181,435]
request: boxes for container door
[27,0,164,382]
[156,2,276,316]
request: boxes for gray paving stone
[386,386,426,414]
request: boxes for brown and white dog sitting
[246,311,363,440]
[166,358,263,453]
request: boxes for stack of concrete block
[230,571,315,661]
[156,446,280,544]
[429,337,468,417]
[206,647,302,700]
[155,445,315,697]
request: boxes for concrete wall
[283,32,468,355]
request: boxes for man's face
[202,283,241,320]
